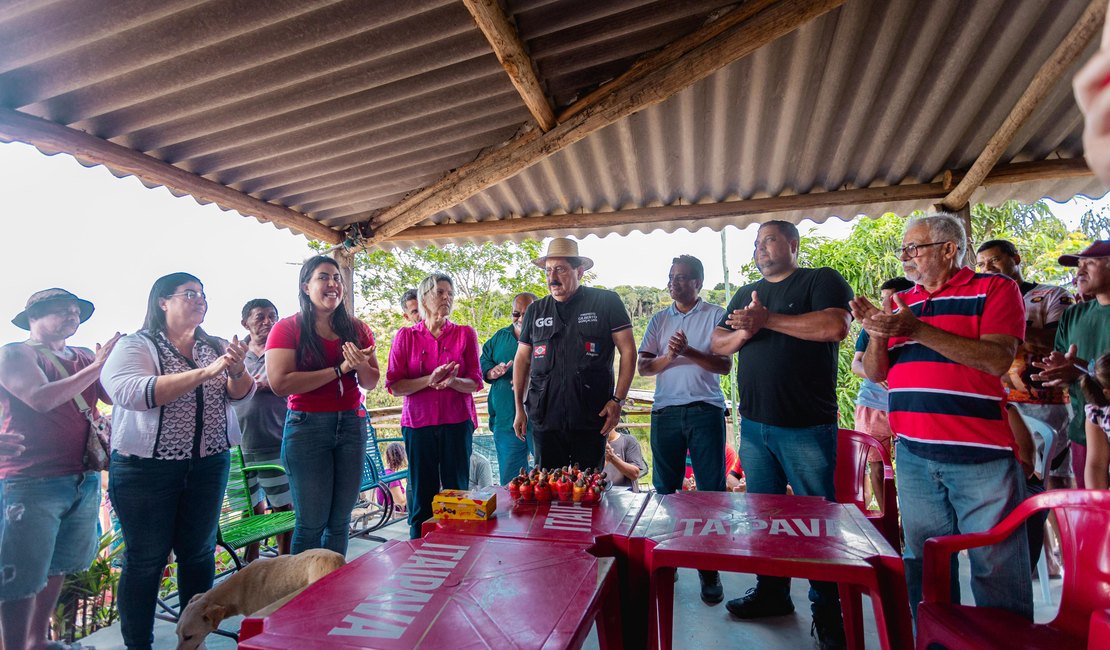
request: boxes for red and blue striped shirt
[886,267,1025,463]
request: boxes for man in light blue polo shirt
[639,254,732,604]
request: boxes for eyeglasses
[511,311,523,318]
[167,290,207,302]
[899,242,948,258]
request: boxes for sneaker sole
[725,603,796,619]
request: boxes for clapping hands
[429,362,459,390]
[724,291,769,335]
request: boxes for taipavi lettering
[675,518,836,537]
[330,543,471,639]
[544,504,593,532]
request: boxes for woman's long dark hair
[296,256,362,369]
[141,272,223,353]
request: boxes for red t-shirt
[0,345,104,478]
[266,314,374,413]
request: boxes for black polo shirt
[519,286,632,434]
[717,267,853,427]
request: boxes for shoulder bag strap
[26,342,92,413]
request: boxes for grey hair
[905,213,966,258]
[416,273,453,320]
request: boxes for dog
[176,548,346,649]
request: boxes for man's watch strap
[610,395,626,405]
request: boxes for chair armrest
[921,499,1040,604]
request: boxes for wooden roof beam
[365,0,847,247]
[939,0,1105,212]
[462,0,555,132]
[383,158,1092,243]
[0,109,344,244]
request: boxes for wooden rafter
[0,109,344,244]
[462,0,555,131]
[364,0,847,247]
[383,159,1092,244]
[939,0,1105,211]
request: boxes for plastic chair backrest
[1048,490,1110,638]
[359,422,383,492]
[220,447,253,531]
[834,428,890,510]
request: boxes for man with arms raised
[711,220,853,649]
[854,214,1031,622]
[513,239,636,470]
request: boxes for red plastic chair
[917,490,1110,649]
[835,428,900,550]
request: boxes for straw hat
[12,288,95,330]
[531,238,594,271]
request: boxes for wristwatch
[610,395,626,406]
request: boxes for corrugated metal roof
[0,0,1106,244]
[424,0,1107,244]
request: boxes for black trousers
[533,428,607,471]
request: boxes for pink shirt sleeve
[385,328,412,395]
[460,325,484,390]
[982,276,1027,342]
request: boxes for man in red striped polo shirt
[851,213,1032,622]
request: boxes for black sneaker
[811,608,847,649]
[725,587,795,619]
[698,570,723,604]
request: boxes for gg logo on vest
[535,316,554,327]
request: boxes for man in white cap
[0,288,121,650]
[512,238,636,471]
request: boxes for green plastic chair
[217,447,296,570]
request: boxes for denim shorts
[0,471,100,601]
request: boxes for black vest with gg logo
[520,286,629,434]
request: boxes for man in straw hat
[0,288,121,649]
[512,238,636,471]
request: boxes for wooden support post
[939,0,1106,212]
[335,248,356,316]
[953,204,975,266]
[364,0,846,246]
[462,0,555,131]
[0,109,343,244]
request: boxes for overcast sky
[1,141,1105,350]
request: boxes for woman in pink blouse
[386,273,482,538]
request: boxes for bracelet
[230,370,245,380]
[610,395,626,405]
[334,365,343,378]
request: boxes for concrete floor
[82,520,1065,650]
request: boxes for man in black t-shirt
[711,221,853,648]
[513,238,636,471]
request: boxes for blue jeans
[650,402,726,494]
[402,420,473,539]
[740,418,839,613]
[0,472,100,601]
[492,427,533,485]
[281,409,367,556]
[109,452,229,650]
[896,441,1032,621]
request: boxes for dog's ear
[201,603,229,627]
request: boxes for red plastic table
[238,532,621,649]
[421,486,651,646]
[632,491,914,650]
[420,486,649,555]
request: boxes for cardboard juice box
[432,487,497,521]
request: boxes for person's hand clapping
[666,330,689,358]
[340,342,375,375]
[488,360,513,380]
[222,335,249,378]
[725,291,768,335]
